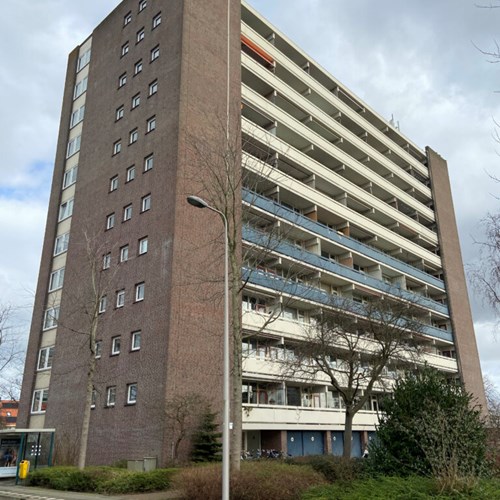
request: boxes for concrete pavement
[0,480,182,500]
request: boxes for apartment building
[18,0,485,464]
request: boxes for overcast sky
[1,1,499,389]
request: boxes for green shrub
[287,455,365,482]
[174,461,325,500]
[28,466,176,494]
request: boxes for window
[138,237,148,255]
[132,93,141,109]
[91,389,96,409]
[116,105,124,121]
[106,213,115,230]
[146,116,156,133]
[77,49,91,71]
[116,290,125,308]
[98,296,107,314]
[58,198,74,221]
[66,136,81,158]
[123,204,133,221]
[139,0,147,12]
[73,77,88,99]
[150,45,159,62]
[127,383,137,404]
[148,79,158,96]
[103,252,111,270]
[129,128,138,144]
[70,105,85,127]
[31,389,48,414]
[134,60,143,75]
[136,28,145,43]
[62,166,78,189]
[126,165,136,182]
[121,41,129,56]
[113,140,121,155]
[141,194,151,212]
[120,245,129,262]
[111,336,121,355]
[124,11,132,26]
[48,268,65,292]
[43,307,59,330]
[135,282,145,302]
[95,340,102,358]
[110,175,118,192]
[131,330,141,351]
[152,12,161,29]
[144,154,154,171]
[54,233,70,256]
[118,72,127,87]
[37,346,54,371]
[106,386,116,407]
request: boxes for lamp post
[187,195,230,500]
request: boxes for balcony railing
[242,266,454,343]
[243,224,449,316]
[242,188,445,291]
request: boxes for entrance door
[287,431,304,456]
[331,432,344,456]
[303,431,324,455]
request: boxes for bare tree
[283,295,425,458]
[0,306,24,399]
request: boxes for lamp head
[187,195,209,209]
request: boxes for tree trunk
[343,407,354,459]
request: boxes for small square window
[110,176,118,192]
[146,116,156,133]
[150,45,159,62]
[138,237,148,255]
[139,0,147,12]
[126,166,136,182]
[116,106,124,121]
[127,383,137,404]
[95,340,102,358]
[120,245,129,262]
[132,93,141,109]
[135,282,145,302]
[129,128,138,144]
[118,73,127,87]
[113,140,122,155]
[106,386,116,407]
[124,12,132,26]
[148,80,158,96]
[136,28,145,43]
[103,252,111,270]
[134,60,143,75]
[144,154,154,171]
[116,290,125,308]
[131,330,141,351]
[111,336,121,355]
[121,42,129,56]
[106,213,115,230]
[141,194,151,212]
[153,12,161,29]
[98,296,107,314]
[123,204,133,221]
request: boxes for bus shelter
[0,428,55,482]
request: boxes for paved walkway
[0,482,181,500]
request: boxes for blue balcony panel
[242,188,445,291]
[242,267,454,343]
[243,225,449,317]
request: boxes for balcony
[242,266,454,343]
[243,188,445,291]
[243,224,448,316]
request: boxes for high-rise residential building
[18,0,486,464]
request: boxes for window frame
[139,0,147,12]
[111,336,121,356]
[152,12,161,29]
[118,72,127,88]
[121,42,129,57]
[116,105,124,121]
[106,213,115,230]
[129,128,138,144]
[58,198,74,221]
[70,105,85,128]
[37,346,54,371]
[132,93,141,109]
[141,194,151,212]
[31,389,49,414]
[62,165,78,189]
[120,245,129,263]
[98,296,107,314]
[126,165,136,182]
[123,204,133,222]
[77,49,91,72]
[66,135,81,158]
[116,290,125,308]
[113,140,122,155]
[43,307,59,331]
[106,386,116,407]
[54,233,70,256]
[48,267,65,292]
[131,330,141,351]
[135,282,145,302]
[136,28,145,43]
[95,340,102,358]
[102,252,111,270]
[134,59,143,75]
[110,175,118,192]
[150,45,160,62]
[127,383,138,405]
[148,80,158,97]
[144,154,153,171]
[146,116,156,133]
[124,11,132,26]
[138,237,148,255]
[73,77,88,100]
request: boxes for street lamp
[187,195,230,500]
